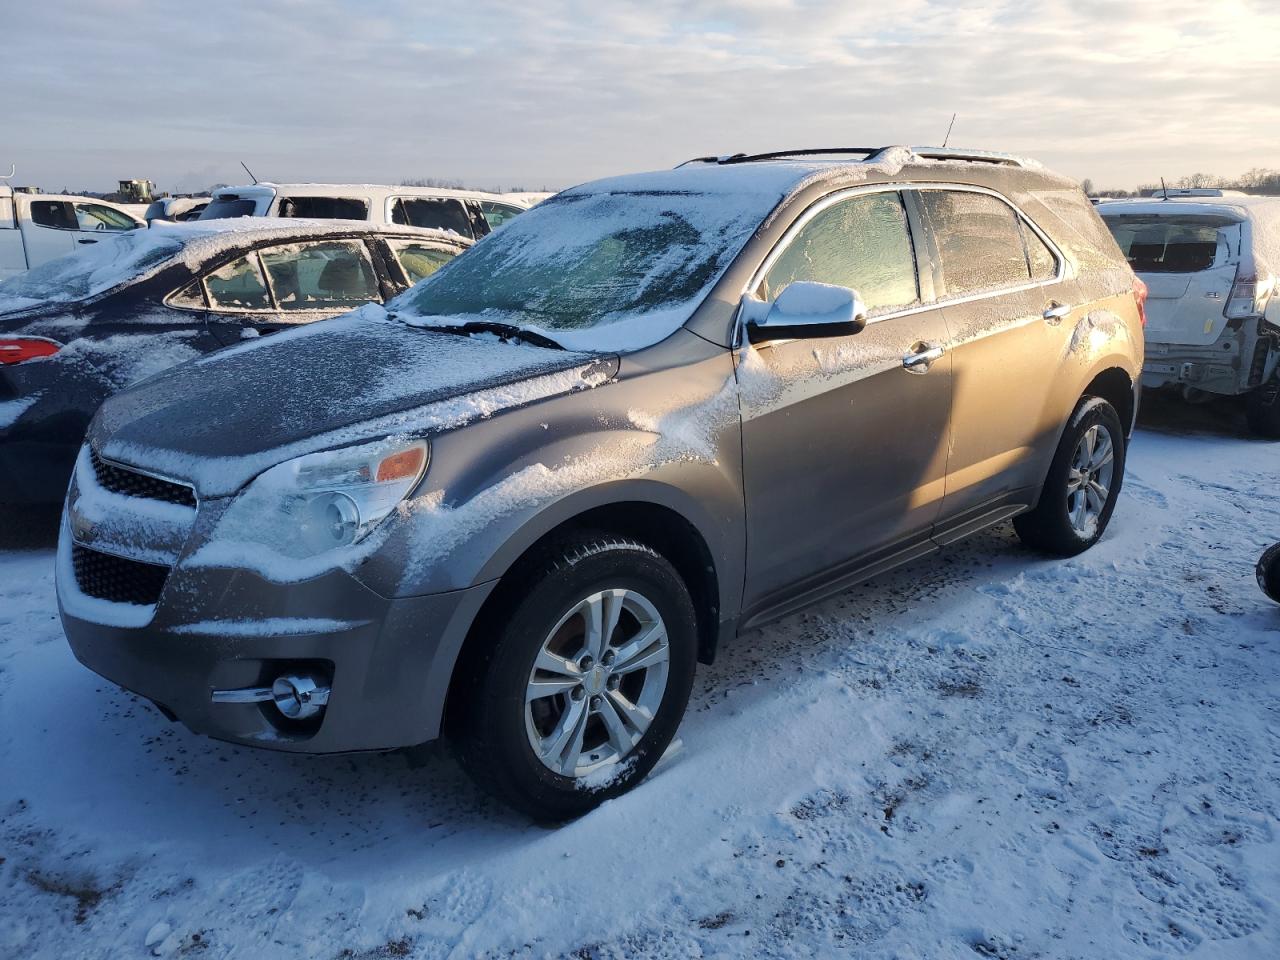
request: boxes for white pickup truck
[0,185,146,280]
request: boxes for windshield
[391,189,775,351]
[199,197,260,220]
[1102,213,1240,273]
[0,231,183,306]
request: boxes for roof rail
[676,145,1028,169]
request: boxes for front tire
[1014,396,1127,557]
[1245,376,1280,439]
[449,535,697,822]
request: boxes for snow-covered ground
[2,398,1278,959]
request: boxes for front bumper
[58,521,495,753]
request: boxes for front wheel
[448,536,698,822]
[1014,396,1127,557]
[1245,376,1280,439]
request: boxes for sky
[4,0,1279,195]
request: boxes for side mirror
[744,281,868,343]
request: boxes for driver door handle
[1043,302,1071,324]
[902,341,945,373]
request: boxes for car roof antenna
[941,113,957,148]
[1160,176,1170,200]
[240,160,259,185]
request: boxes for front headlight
[200,437,429,570]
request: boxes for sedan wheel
[1066,424,1116,539]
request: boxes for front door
[21,200,77,267]
[738,189,953,614]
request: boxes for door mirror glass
[745,281,868,343]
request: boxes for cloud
[2,0,1277,192]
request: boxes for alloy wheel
[524,588,670,778]
[1066,423,1115,537]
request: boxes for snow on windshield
[393,186,783,352]
[0,231,184,308]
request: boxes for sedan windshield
[391,189,776,351]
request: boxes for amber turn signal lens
[375,446,426,482]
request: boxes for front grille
[71,544,170,606]
[90,450,196,508]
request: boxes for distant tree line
[1087,169,1280,198]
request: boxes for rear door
[739,188,953,610]
[916,187,1074,529]
[1102,213,1241,346]
[20,199,77,266]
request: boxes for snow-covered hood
[88,308,609,498]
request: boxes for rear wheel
[1014,396,1126,556]
[449,535,697,822]
[1245,375,1280,439]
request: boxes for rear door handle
[1043,302,1071,324]
[78,238,97,245]
[902,341,945,373]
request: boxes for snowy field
[1,395,1278,959]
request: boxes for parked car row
[35,145,1151,820]
[1,186,145,280]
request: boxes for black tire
[448,535,698,822]
[1258,542,1280,604]
[1245,376,1280,439]
[1014,396,1127,557]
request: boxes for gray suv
[58,146,1145,820]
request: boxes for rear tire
[448,535,697,822]
[1245,376,1280,439]
[1258,542,1280,604]
[1014,396,1126,557]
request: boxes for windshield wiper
[392,315,564,350]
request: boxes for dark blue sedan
[0,219,468,504]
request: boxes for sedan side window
[259,240,381,310]
[74,203,139,231]
[205,255,273,310]
[758,192,920,315]
[391,198,476,239]
[388,240,459,284]
[918,190,1033,297]
[30,201,78,230]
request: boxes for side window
[918,190,1032,297]
[757,191,919,315]
[167,282,206,310]
[390,198,475,239]
[74,203,138,231]
[276,196,369,220]
[388,240,459,284]
[478,201,523,231]
[1021,221,1059,282]
[30,201,77,230]
[259,240,381,310]
[205,255,272,311]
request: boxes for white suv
[197,182,544,240]
[1099,196,1280,435]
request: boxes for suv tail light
[0,337,61,365]
[1132,275,1148,327]
[1225,273,1274,320]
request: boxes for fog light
[271,674,330,720]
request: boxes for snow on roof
[212,182,519,203]
[0,218,464,311]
